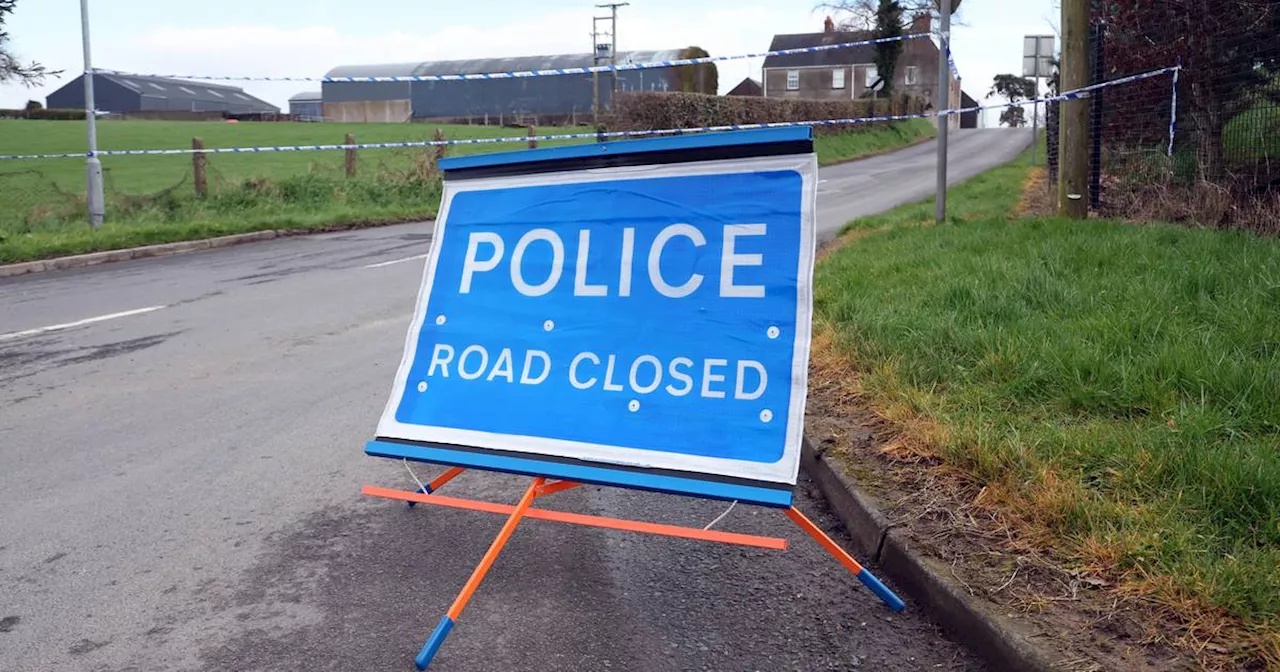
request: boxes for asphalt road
[0,130,1029,672]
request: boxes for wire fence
[0,22,1185,251]
[1088,0,1280,232]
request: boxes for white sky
[1,0,1059,126]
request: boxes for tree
[990,73,1036,128]
[674,46,717,94]
[869,0,905,97]
[0,0,57,85]
[23,98,39,111]
[990,74,1037,102]
[999,106,1027,128]
[817,0,962,31]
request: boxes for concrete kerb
[0,231,282,278]
[799,438,1060,672]
[0,220,426,279]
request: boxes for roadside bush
[609,91,927,136]
[0,108,88,120]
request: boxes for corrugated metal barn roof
[289,91,322,102]
[99,73,279,112]
[326,50,687,79]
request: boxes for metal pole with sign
[935,0,951,224]
[361,127,904,670]
[1024,34,1055,165]
[79,0,104,228]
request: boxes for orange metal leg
[428,467,466,493]
[535,480,584,498]
[363,485,788,550]
[786,506,904,612]
[413,478,543,670]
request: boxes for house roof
[762,31,877,69]
[98,73,279,112]
[326,50,687,80]
[727,77,763,96]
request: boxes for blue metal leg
[414,616,455,670]
[407,484,432,508]
[856,568,906,612]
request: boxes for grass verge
[0,120,936,265]
[813,145,1280,664]
[815,118,936,166]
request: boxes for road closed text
[425,344,768,401]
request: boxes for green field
[815,147,1280,655]
[0,118,933,264]
[0,119,584,195]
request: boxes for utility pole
[591,17,609,127]
[80,0,104,228]
[594,3,628,121]
[934,0,951,224]
[1059,0,1089,218]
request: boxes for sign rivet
[417,381,428,393]
[760,409,773,423]
[435,315,447,325]
[628,400,640,412]
[767,326,780,339]
[544,320,555,332]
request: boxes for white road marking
[0,305,168,343]
[365,253,429,269]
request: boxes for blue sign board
[370,128,818,506]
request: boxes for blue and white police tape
[92,33,932,84]
[0,66,1179,162]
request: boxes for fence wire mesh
[1090,0,1280,232]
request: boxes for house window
[865,65,879,90]
[832,68,846,89]
[906,66,919,86]
[786,70,799,90]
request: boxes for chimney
[824,15,836,33]
[910,12,931,34]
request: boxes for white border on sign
[375,153,818,485]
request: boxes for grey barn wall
[290,100,323,119]
[405,69,670,120]
[321,51,699,122]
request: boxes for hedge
[0,108,88,120]
[608,91,928,135]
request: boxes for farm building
[46,73,279,115]
[322,50,716,123]
[289,91,323,120]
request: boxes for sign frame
[1023,34,1055,78]
[366,126,819,508]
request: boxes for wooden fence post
[344,133,357,178]
[433,128,447,164]
[528,125,537,149]
[192,137,207,198]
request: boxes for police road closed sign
[372,128,817,505]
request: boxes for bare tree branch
[0,0,60,86]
